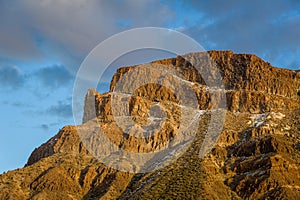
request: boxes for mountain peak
[1,51,299,199]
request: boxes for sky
[0,0,300,173]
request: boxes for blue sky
[0,0,299,173]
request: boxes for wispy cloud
[46,100,72,118]
[34,64,73,89]
[40,124,49,131]
[0,65,24,89]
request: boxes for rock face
[0,51,299,200]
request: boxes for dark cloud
[179,0,300,69]
[35,65,73,88]
[47,101,72,118]
[0,0,300,71]
[0,65,24,89]
[40,124,49,131]
[0,0,175,73]
[37,122,62,131]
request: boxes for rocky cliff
[0,51,299,199]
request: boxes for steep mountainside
[0,51,299,200]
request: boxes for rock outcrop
[0,51,299,199]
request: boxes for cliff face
[111,51,299,99]
[0,51,299,200]
[108,51,299,115]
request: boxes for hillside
[0,50,299,199]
